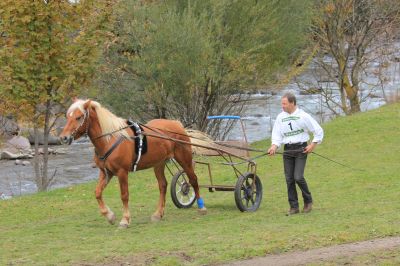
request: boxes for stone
[0,150,33,160]
[0,116,19,137]
[5,136,31,154]
[25,129,61,145]
[0,193,12,200]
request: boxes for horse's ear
[83,100,92,110]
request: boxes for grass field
[1,103,400,265]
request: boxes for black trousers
[283,142,313,209]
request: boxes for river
[1,45,399,198]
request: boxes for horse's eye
[76,116,83,121]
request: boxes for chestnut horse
[59,99,206,228]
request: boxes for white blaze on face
[67,100,86,118]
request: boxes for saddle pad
[127,120,148,155]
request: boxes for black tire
[170,170,196,208]
[234,172,263,212]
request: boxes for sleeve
[271,116,283,147]
[304,113,324,144]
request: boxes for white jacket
[271,108,324,148]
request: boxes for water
[1,42,399,198]
[225,41,400,142]
[0,141,98,197]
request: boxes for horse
[59,98,206,228]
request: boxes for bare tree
[309,0,400,115]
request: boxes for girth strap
[97,136,125,161]
[130,122,144,172]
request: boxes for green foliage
[0,0,113,121]
[0,0,115,191]
[1,103,400,265]
[98,0,312,130]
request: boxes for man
[267,92,323,216]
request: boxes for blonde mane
[68,99,131,142]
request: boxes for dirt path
[226,236,400,266]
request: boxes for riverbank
[1,102,399,265]
[0,141,97,197]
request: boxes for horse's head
[59,98,92,145]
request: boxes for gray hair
[282,92,296,105]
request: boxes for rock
[0,193,12,200]
[36,147,57,154]
[0,136,32,160]
[15,159,22,165]
[0,150,33,160]
[300,88,322,95]
[4,136,31,154]
[25,129,61,145]
[22,161,30,166]
[0,115,19,137]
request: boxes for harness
[128,120,146,172]
[95,120,147,180]
[96,136,126,161]
[70,109,90,141]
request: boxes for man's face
[281,97,295,113]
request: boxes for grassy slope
[1,103,400,265]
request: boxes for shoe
[286,208,299,216]
[302,203,313,213]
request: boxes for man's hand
[267,144,278,156]
[303,142,317,153]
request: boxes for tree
[97,0,313,138]
[0,0,114,191]
[309,0,400,115]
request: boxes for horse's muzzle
[60,135,73,145]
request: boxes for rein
[88,121,361,171]
[138,123,266,153]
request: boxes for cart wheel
[234,172,263,212]
[170,170,196,208]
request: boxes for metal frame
[166,116,257,192]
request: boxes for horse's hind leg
[174,147,207,214]
[95,169,116,225]
[151,162,167,222]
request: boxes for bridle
[70,108,90,141]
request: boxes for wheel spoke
[250,197,255,205]
[250,178,255,189]
[181,174,188,183]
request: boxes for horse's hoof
[151,214,162,222]
[107,212,116,225]
[118,223,129,229]
[197,207,207,215]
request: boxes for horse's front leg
[95,168,116,224]
[151,163,167,222]
[117,170,131,228]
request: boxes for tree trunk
[42,100,51,190]
[33,101,52,192]
[33,112,42,191]
[349,92,361,113]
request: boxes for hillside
[1,103,399,265]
